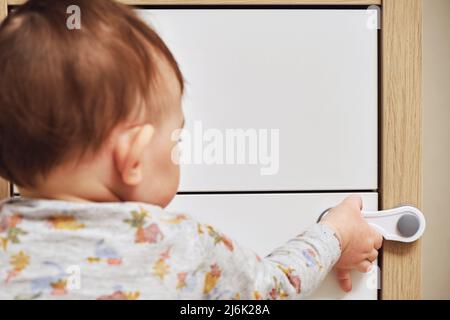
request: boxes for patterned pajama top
[0,197,341,300]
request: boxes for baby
[0,0,382,300]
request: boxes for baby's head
[0,0,185,207]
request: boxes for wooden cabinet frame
[0,0,422,299]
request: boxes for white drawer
[139,9,378,191]
[167,192,378,300]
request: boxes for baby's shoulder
[118,201,193,222]
[114,201,200,235]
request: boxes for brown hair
[0,0,184,188]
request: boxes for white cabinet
[141,9,379,300]
[139,9,378,191]
[167,193,378,300]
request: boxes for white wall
[423,0,450,300]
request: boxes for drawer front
[167,193,378,300]
[139,9,378,191]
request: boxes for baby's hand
[320,195,383,292]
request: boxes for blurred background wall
[423,0,450,300]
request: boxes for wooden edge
[0,0,7,20]
[380,0,422,300]
[7,0,381,6]
[0,0,10,200]
[0,179,10,199]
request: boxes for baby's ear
[113,124,154,186]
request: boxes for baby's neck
[18,156,121,203]
[19,183,120,203]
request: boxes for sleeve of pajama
[196,222,342,300]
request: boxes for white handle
[318,205,426,243]
[362,206,426,243]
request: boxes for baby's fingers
[373,230,383,250]
[366,249,379,262]
[336,268,352,292]
[343,195,363,210]
[356,260,373,273]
